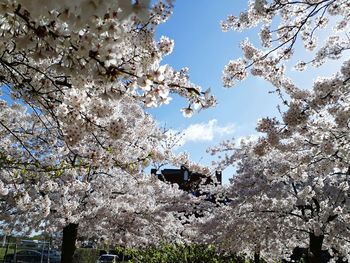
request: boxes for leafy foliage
[118,243,242,263]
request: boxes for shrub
[74,248,100,263]
[125,243,240,263]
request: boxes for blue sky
[149,1,280,183]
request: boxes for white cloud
[233,134,260,147]
[178,119,235,146]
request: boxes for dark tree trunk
[254,252,260,263]
[308,233,324,263]
[61,223,79,263]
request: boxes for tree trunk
[254,252,260,263]
[1,235,6,246]
[61,223,79,263]
[308,232,324,263]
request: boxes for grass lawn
[0,246,15,261]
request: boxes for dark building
[152,166,227,222]
[151,166,222,197]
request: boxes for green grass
[0,246,15,261]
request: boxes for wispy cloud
[233,134,260,146]
[175,119,235,146]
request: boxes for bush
[74,248,100,263]
[124,243,240,263]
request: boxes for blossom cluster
[221,0,350,94]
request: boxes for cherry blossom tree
[0,1,216,262]
[204,0,350,262]
[0,165,199,261]
[0,92,205,262]
[208,133,350,262]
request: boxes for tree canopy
[0,0,349,263]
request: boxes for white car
[96,254,118,263]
